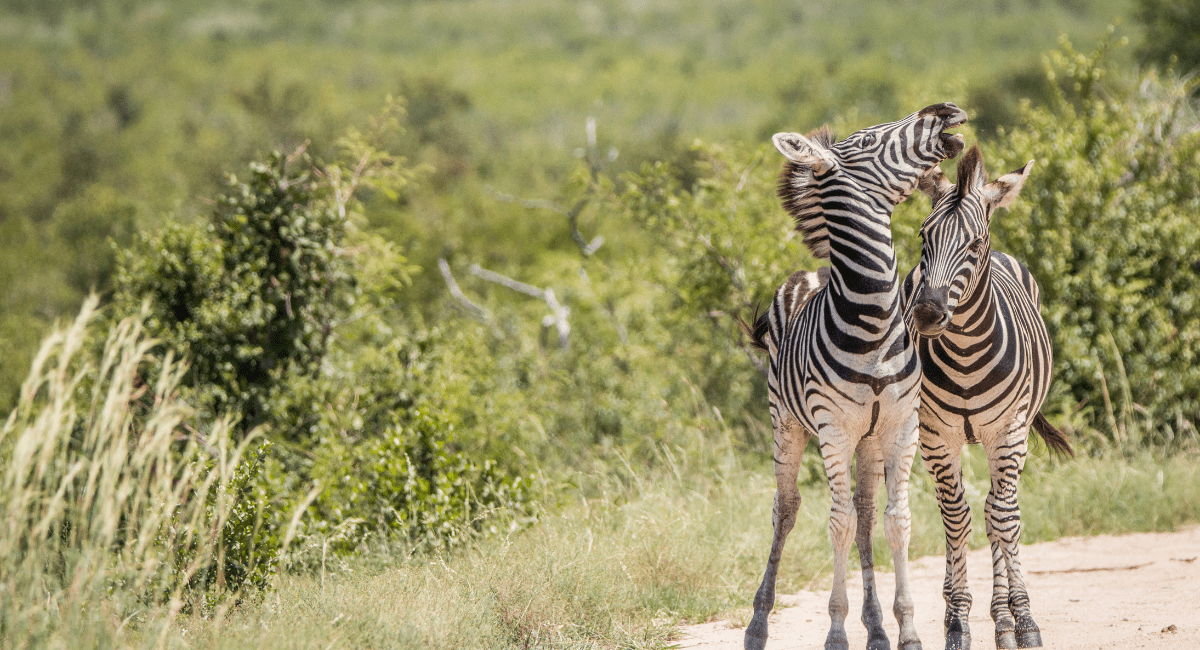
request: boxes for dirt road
[676,526,1200,649]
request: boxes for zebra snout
[912,286,952,336]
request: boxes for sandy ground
[675,525,1200,650]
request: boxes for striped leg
[983,434,1041,649]
[920,431,973,650]
[821,433,858,650]
[745,409,811,650]
[854,435,890,650]
[883,410,923,650]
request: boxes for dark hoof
[825,631,850,650]
[744,622,768,650]
[995,630,1017,650]
[898,641,923,650]
[944,630,971,650]
[867,631,891,650]
[1015,629,1042,648]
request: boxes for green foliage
[109,137,536,568]
[310,408,536,551]
[986,35,1200,441]
[115,151,354,436]
[1134,0,1200,74]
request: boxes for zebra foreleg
[821,435,858,650]
[983,438,1040,649]
[745,413,810,650]
[920,433,973,650]
[854,435,890,650]
[883,413,923,650]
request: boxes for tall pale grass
[0,297,263,648]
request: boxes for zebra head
[910,144,1035,337]
[772,102,968,209]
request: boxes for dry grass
[0,296,264,649]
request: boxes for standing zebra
[902,145,1073,650]
[746,103,968,650]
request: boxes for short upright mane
[777,125,836,259]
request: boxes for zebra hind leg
[882,415,923,650]
[820,434,858,650]
[853,435,890,650]
[919,434,973,650]
[983,437,1041,649]
[744,412,811,650]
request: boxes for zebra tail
[738,304,772,354]
[1032,411,1074,459]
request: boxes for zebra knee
[829,504,857,552]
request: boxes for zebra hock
[744,103,967,650]
[902,144,1073,650]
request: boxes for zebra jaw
[941,132,966,159]
[927,103,968,159]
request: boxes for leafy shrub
[310,408,537,551]
[986,36,1200,441]
[114,150,355,438]
[111,140,536,560]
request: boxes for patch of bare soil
[676,526,1200,649]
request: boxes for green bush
[111,141,536,560]
[114,150,355,437]
[986,35,1200,442]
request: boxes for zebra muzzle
[912,286,952,336]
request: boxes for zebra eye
[860,134,877,148]
[970,236,986,251]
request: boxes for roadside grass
[4,303,1198,649]
[0,298,267,650]
[171,436,1198,650]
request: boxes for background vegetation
[1,0,1198,648]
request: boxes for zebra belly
[781,368,921,446]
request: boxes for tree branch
[438,258,489,321]
[469,264,570,348]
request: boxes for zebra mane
[777,125,836,260]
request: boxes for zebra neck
[822,204,902,321]
[948,253,998,338]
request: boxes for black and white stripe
[745,103,968,650]
[902,145,1072,650]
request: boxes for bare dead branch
[468,264,570,348]
[469,264,543,298]
[438,258,489,321]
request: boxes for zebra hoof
[867,631,891,650]
[995,630,1018,650]
[898,640,923,650]
[1015,629,1042,648]
[744,622,768,650]
[824,630,850,650]
[944,630,971,650]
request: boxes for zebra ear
[982,159,1034,211]
[917,165,954,203]
[772,132,837,173]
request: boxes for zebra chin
[914,319,950,337]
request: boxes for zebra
[901,144,1073,650]
[745,103,968,650]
